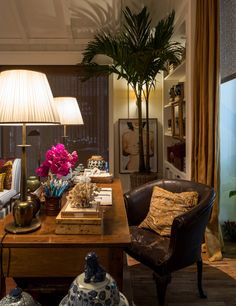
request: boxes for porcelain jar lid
[0,288,41,306]
[88,155,104,161]
[59,252,129,306]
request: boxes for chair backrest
[124,182,155,225]
[12,158,21,192]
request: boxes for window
[0,66,109,176]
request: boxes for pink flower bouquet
[36,143,78,178]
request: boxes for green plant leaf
[229,190,236,197]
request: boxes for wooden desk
[0,179,130,296]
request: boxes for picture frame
[118,118,158,173]
[173,102,180,137]
[172,102,182,138]
[182,100,186,137]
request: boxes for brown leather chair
[124,179,215,306]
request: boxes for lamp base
[5,218,41,234]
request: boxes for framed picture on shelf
[173,102,181,137]
[118,118,158,173]
[182,100,186,137]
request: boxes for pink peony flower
[36,143,78,178]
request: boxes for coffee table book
[61,201,100,218]
[55,203,103,235]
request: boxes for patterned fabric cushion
[0,173,6,192]
[139,186,198,236]
[0,160,13,190]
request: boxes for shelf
[164,103,173,109]
[164,160,186,179]
[164,60,186,81]
[164,132,173,137]
[162,3,193,182]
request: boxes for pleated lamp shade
[53,97,84,125]
[0,69,60,125]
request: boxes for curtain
[192,0,223,261]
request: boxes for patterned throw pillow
[139,186,198,236]
[0,160,13,190]
[0,173,6,192]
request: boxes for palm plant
[82,6,183,172]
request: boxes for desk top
[0,179,131,248]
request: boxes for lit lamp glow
[53,97,84,143]
[0,69,60,232]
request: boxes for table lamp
[53,97,84,144]
[0,69,60,233]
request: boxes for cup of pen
[43,178,69,216]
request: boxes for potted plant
[36,143,78,215]
[223,190,236,242]
[82,6,182,181]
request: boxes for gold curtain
[192,0,223,261]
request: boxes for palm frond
[82,32,121,64]
[122,6,151,50]
[150,10,175,49]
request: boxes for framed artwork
[173,102,181,137]
[182,100,186,137]
[118,118,158,173]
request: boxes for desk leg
[0,248,6,298]
[0,277,6,298]
[109,248,124,291]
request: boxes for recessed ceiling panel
[70,0,122,39]
[0,2,23,38]
[17,0,69,38]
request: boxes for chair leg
[153,272,171,306]
[197,259,207,298]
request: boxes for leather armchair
[124,179,215,306]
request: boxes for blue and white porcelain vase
[87,155,106,170]
[59,252,129,306]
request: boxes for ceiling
[0,0,178,53]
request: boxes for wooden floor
[127,241,236,306]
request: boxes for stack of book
[55,188,113,235]
[55,201,103,235]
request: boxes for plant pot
[130,172,158,189]
[45,197,61,216]
[223,221,236,242]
